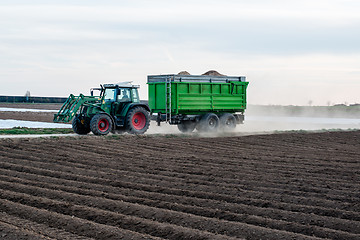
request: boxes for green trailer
[147,74,249,132]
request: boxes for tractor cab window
[104,88,116,102]
[118,88,131,102]
[132,88,140,103]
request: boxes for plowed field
[0,131,359,240]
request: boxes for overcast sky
[0,0,359,105]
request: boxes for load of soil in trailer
[202,70,225,76]
[177,70,225,76]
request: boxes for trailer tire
[197,113,219,132]
[177,121,196,133]
[219,113,236,132]
[126,107,150,134]
[90,114,112,135]
[72,116,91,135]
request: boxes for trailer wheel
[126,107,150,134]
[177,121,196,133]
[90,114,112,135]
[197,113,219,132]
[219,113,236,132]
[72,116,91,135]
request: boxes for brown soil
[0,131,359,239]
[0,111,55,123]
[0,103,62,110]
[0,103,61,123]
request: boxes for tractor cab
[100,83,144,125]
[102,83,140,103]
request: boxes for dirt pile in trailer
[178,71,191,75]
[177,70,225,76]
[0,131,359,239]
[202,70,225,76]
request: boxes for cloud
[0,0,359,105]
[1,1,359,55]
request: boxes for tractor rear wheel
[90,114,112,135]
[72,116,91,135]
[219,113,236,132]
[177,121,196,133]
[197,113,219,132]
[125,107,150,134]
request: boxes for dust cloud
[146,122,179,135]
[243,105,360,132]
[145,105,360,136]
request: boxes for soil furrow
[1,153,357,213]
[0,198,164,240]
[1,143,358,190]
[19,139,360,176]
[3,161,360,221]
[0,176,359,239]
[0,188,330,240]
[0,157,358,222]
[0,159,358,223]
[12,143,358,199]
[0,148,357,210]
[1,167,359,235]
[0,212,95,240]
[7,136,359,171]
[0,131,359,240]
[1,146,357,205]
[0,219,54,240]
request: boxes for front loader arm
[53,94,100,123]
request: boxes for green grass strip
[0,127,73,135]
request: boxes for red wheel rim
[98,119,109,132]
[132,112,146,130]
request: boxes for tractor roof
[103,82,140,88]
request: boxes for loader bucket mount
[53,94,99,123]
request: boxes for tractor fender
[121,103,150,117]
[130,103,150,112]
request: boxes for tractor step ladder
[165,77,172,123]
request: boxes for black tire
[90,114,112,135]
[219,113,237,132]
[125,107,150,134]
[177,121,196,133]
[72,116,91,135]
[197,113,219,132]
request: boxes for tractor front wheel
[90,114,113,135]
[72,116,91,135]
[126,107,150,134]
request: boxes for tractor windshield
[104,88,116,102]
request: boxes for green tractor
[54,82,150,135]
